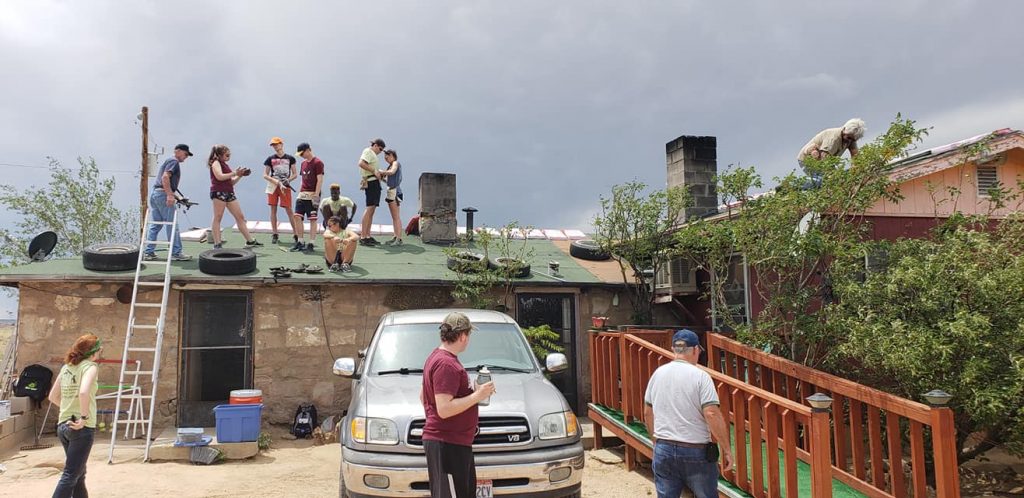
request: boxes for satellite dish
[27,231,58,262]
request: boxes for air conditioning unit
[654,257,698,296]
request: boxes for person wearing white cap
[644,329,734,498]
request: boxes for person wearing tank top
[47,334,102,498]
[207,144,263,249]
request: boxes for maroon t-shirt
[209,160,234,193]
[421,348,478,447]
[299,157,324,192]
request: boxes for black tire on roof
[569,239,610,261]
[490,257,531,278]
[198,249,257,275]
[446,251,487,273]
[82,243,139,272]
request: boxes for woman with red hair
[47,334,102,498]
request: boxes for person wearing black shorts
[381,149,404,245]
[207,144,261,249]
[357,138,386,246]
[293,142,324,252]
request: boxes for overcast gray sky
[2,1,1023,315]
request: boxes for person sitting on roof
[797,118,866,187]
[323,215,358,273]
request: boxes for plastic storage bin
[213,403,263,443]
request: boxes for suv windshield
[368,323,537,375]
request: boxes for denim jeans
[53,424,94,498]
[652,441,719,498]
[145,189,182,256]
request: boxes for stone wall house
[2,235,656,429]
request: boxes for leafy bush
[521,325,564,365]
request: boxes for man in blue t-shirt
[143,144,193,261]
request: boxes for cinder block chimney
[418,173,458,243]
[666,135,718,223]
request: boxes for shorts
[210,191,237,203]
[295,198,318,220]
[267,188,292,208]
[385,188,403,205]
[364,179,382,207]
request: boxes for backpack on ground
[14,364,53,402]
[290,403,318,439]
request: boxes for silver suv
[333,309,584,498]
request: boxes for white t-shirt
[643,360,719,443]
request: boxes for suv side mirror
[333,357,358,378]
[545,353,568,373]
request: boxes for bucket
[229,389,263,405]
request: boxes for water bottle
[476,367,492,406]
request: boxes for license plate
[476,479,493,498]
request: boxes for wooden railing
[589,330,835,498]
[706,333,961,498]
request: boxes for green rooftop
[0,228,609,286]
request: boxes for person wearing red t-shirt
[420,312,496,498]
[293,142,324,252]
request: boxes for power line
[0,162,138,175]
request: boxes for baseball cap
[672,329,700,348]
[329,183,340,190]
[174,144,193,156]
[370,138,386,148]
[442,312,477,332]
[296,142,311,155]
[269,137,284,145]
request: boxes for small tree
[444,222,536,310]
[592,182,687,324]
[672,115,928,364]
[521,324,564,365]
[0,157,138,266]
[826,213,1024,463]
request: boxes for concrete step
[146,427,258,461]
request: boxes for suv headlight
[350,417,400,445]
[538,410,579,440]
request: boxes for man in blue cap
[643,329,734,498]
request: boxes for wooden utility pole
[140,106,149,233]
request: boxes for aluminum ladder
[107,207,178,463]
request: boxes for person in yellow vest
[47,334,102,498]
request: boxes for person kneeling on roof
[324,216,358,273]
[320,183,356,230]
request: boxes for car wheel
[490,257,531,278]
[198,249,257,275]
[569,239,610,261]
[446,251,486,273]
[82,243,139,271]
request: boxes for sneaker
[340,263,352,272]
[271,233,279,244]
[213,243,223,249]
[359,238,379,247]
[171,253,193,262]
[306,242,315,252]
[143,253,159,261]
[392,238,403,246]
[367,236,381,244]
[384,237,396,246]
[290,241,305,252]
[246,239,264,247]
[329,263,341,272]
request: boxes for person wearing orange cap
[262,137,302,249]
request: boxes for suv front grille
[408,416,532,446]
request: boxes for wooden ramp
[588,329,962,498]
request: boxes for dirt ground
[0,425,654,498]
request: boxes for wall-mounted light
[923,389,952,407]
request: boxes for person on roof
[262,137,301,248]
[380,149,404,246]
[144,144,193,262]
[207,144,262,249]
[323,216,358,273]
[797,118,866,187]
[357,138,386,247]
[294,142,325,252]
[319,183,356,230]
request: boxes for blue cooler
[213,403,263,443]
